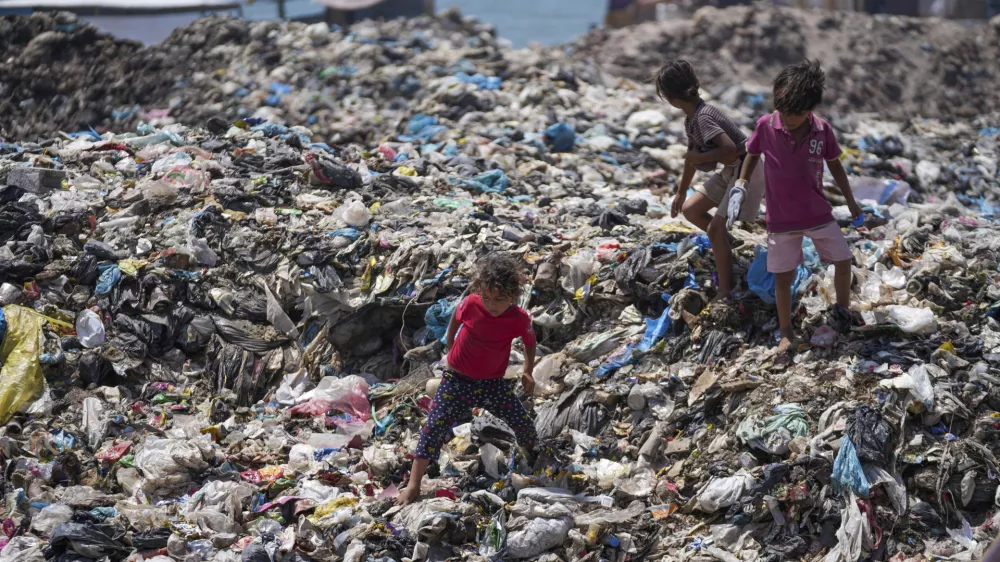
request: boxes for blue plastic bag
[456,170,509,194]
[400,114,447,143]
[424,298,457,344]
[543,122,575,153]
[0,307,6,346]
[455,72,503,90]
[596,345,638,378]
[831,436,871,497]
[639,294,672,352]
[95,266,122,296]
[746,248,811,305]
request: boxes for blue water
[87,0,606,47]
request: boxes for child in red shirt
[397,254,537,505]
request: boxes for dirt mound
[571,6,1000,120]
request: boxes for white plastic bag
[532,354,564,397]
[908,364,935,408]
[335,200,372,227]
[75,310,106,349]
[82,396,105,451]
[505,517,573,559]
[888,305,937,335]
[30,503,73,537]
[696,470,756,512]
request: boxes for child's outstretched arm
[827,158,862,220]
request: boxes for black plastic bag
[846,405,894,467]
[48,522,127,558]
[614,247,650,296]
[132,528,171,551]
[590,209,629,231]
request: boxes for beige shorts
[694,157,766,223]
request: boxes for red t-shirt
[447,294,536,380]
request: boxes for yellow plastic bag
[0,305,45,424]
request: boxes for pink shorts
[767,221,852,273]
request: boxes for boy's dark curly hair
[470,253,522,300]
[654,60,700,102]
[773,59,826,115]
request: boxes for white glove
[726,180,748,229]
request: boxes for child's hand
[848,201,863,224]
[671,190,686,218]
[520,373,535,396]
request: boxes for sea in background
[74,0,607,47]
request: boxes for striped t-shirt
[685,101,748,173]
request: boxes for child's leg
[833,260,852,309]
[399,373,472,504]
[774,270,797,352]
[681,192,717,231]
[806,222,854,310]
[706,214,734,298]
[767,231,806,354]
[480,378,537,450]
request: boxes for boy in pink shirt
[736,60,863,354]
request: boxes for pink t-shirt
[747,112,843,233]
[447,294,536,380]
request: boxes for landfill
[0,4,998,562]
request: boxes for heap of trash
[0,6,999,562]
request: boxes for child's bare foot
[396,484,421,506]
[777,336,793,354]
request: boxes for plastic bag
[505,517,573,559]
[424,298,457,345]
[824,496,869,562]
[907,364,935,408]
[846,405,893,466]
[48,522,127,558]
[563,250,599,291]
[0,537,44,562]
[595,240,621,262]
[584,459,630,490]
[82,397,105,451]
[532,354,565,397]
[31,503,73,538]
[306,419,374,449]
[696,470,756,512]
[334,199,372,227]
[888,305,937,335]
[264,284,299,339]
[543,122,576,152]
[135,437,212,492]
[75,310,105,348]
[0,305,45,424]
[293,375,370,420]
[831,436,870,497]
[747,248,811,304]
[639,295,672,352]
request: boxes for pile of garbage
[0,7,999,562]
[4,5,1000,140]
